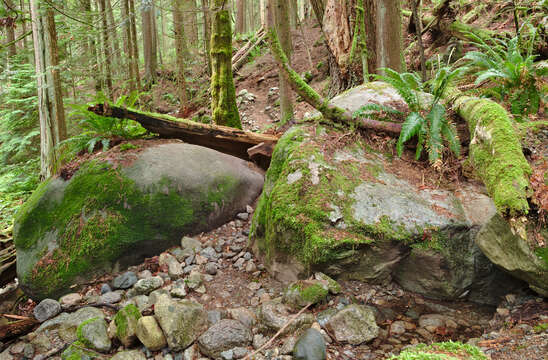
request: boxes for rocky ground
[1,209,546,360]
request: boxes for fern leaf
[397,112,425,157]
[441,122,461,157]
[426,103,445,163]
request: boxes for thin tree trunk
[106,0,121,70]
[142,0,156,84]
[129,0,141,89]
[364,0,378,73]
[202,0,212,74]
[173,0,189,113]
[19,0,28,51]
[375,0,402,73]
[236,0,246,34]
[122,0,135,91]
[210,0,241,129]
[411,0,426,81]
[184,0,198,46]
[310,0,325,25]
[151,1,160,67]
[271,0,293,124]
[30,0,66,178]
[98,0,114,97]
[4,0,17,57]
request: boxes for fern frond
[441,122,461,157]
[397,112,425,157]
[426,104,446,163]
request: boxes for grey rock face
[324,305,379,345]
[77,317,111,352]
[198,319,252,359]
[33,299,61,322]
[293,328,327,360]
[113,272,138,289]
[154,294,208,351]
[133,276,164,295]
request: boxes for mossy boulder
[282,280,329,309]
[388,341,488,360]
[250,84,524,304]
[109,304,141,346]
[475,215,548,296]
[15,142,264,300]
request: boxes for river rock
[282,280,329,309]
[113,272,138,289]
[111,350,147,360]
[293,328,327,360]
[324,304,378,344]
[15,142,264,299]
[198,319,252,359]
[133,276,164,295]
[257,300,314,335]
[77,317,111,352]
[154,294,208,351]
[110,304,141,346]
[33,299,61,322]
[250,85,524,303]
[136,316,167,351]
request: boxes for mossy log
[88,103,278,165]
[445,88,531,217]
[0,243,16,287]
[266,28,403,135]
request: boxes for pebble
[133,276,164,295]
[60,293,83,308]
[100,284,112,294]
[100,291,122,304]
[247,282,261,291]
[205,263,218,275]
[236,213,249,221]
[234,258,246,269]
[113,271,138,289]
[33,299,61,322]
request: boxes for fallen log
[88,103,279,167]
[0,242,16,288]
[0,318,38,342]
[233,32,267,72]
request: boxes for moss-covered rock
[389,341,488,360]
[282,280,329,309]
[250,84,524,303]
[61,341,100,360]
[110,304,141,346]
[15,143,264,300]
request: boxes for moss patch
[114,304,141,340]
[389,341,488,360]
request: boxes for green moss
[76,318,100,349]
[119,143,139,151]
[300,283,329,303]
[455,95,531,216]
[533,322,548,333]
[389,341,488,360]
[114,304,141,339]
[535,246,548,269]
[15,155,237,299]
[61,341,98,360]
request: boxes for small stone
[187,271,203,290]
[111,304,141,347]
[185,254,196,265]
[282,280,328,309]
[325,305,379,345]
[236,213,249,221]
[197,319,252,359]
[133,276,164,295]
[228,308,256,328]
[33,299,61,322]
[246,205,253,214]
[418,314,445,332]
[77,317,111,352]
[196,285,207,294]
[496,308,510,317]
[136,316,167,351]
[171,279,187,298]
[253,334,267,349]
[113,272,138,289]
[111,350,147,360]
[220,349,234,360]
[232,346,248,359]
[100,284,112,294]
[208,310,222,325]
[201,247,219,261]
[293,328,327,360]
[234,258,245,268]
[390,321,406,336]
[160,253,184,278]
[245,261,257,273]
[205,263,218,275]
[100,291,122,304]
[230,245,243,252]
[132,295,150,312]
[138,270,152,279]
[195,254,208,265]
[60,293,83,308]
[243,252,252,261]
[181,236,202,252]
[247,282,261,291]
[314,273,342,295]
[184,265,197,274]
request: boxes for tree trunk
[4,0,17,57]
[364,0,378,74]
[236,0,246,34]
[210,0,241,129]
[375,0,402,73]
[151,1,160,67]
[129,0,141,89]
[310,0,325,25]
[201,0,212,74]
[259,0,266,28]
[98,0,114,97]
[184,0,198,46]
[173,0,189,113]
[271,0,293,124]
[122,0,135,91]
[30,0,67,178]
[142,0,156,84]
[19,0,28,51]
[106,0,121,70]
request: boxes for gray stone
[198,319,252,359]
[154,294,208,351]
[33,299,61,322]
[110,304,141,347]
[111,350,147,360]
[136,316,167,351]
[282,280,329,309]
[100,283,112,294]
[133,276,164,295]
[228,307,256,328]
[171,279,187,298]
[258,300,314,335]
[113,272,138,289]
[236,213,249,221]
[201,246,219,261]
[100,291,122,304]
[220,349,234,360]
[232,347,248,358]
[132,295,150,312]
[77,317,111,352]
[15,143,264,299]
[205,262,218,275]
[160,253,184,278]
[59,293,82,308]
[314,273,342,294]
[186,271,203,290]
[324,304,379,345]
[253,334,267,349]
[293,328,327,360]
[208,310,222,325]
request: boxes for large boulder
[15,142,264,299]
[250,83,525,304]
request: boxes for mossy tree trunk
[210,0,242,129]
[445,88,531,217]
[271,0,293,124]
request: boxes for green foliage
[0,60,40,229]
[353,103,404,123]
[60,92,147,158]
[463,26,547,118]
[389,341,488,360]
[376,68,462,163]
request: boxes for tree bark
[183,0,198,46]
[271,0,293,124]
[129,0,141,89]
[3,0,17,57]
[201,0,212,74]
[310,0,325,25]
[122,0,135,91]
[142,0,156,84]
[30,0,67,178]
[98,0,114,97]
[88,103,278,163]
[375,0,403,73]
[236,0,246,34]
[106,0,121,70]
[172,0,189,113]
